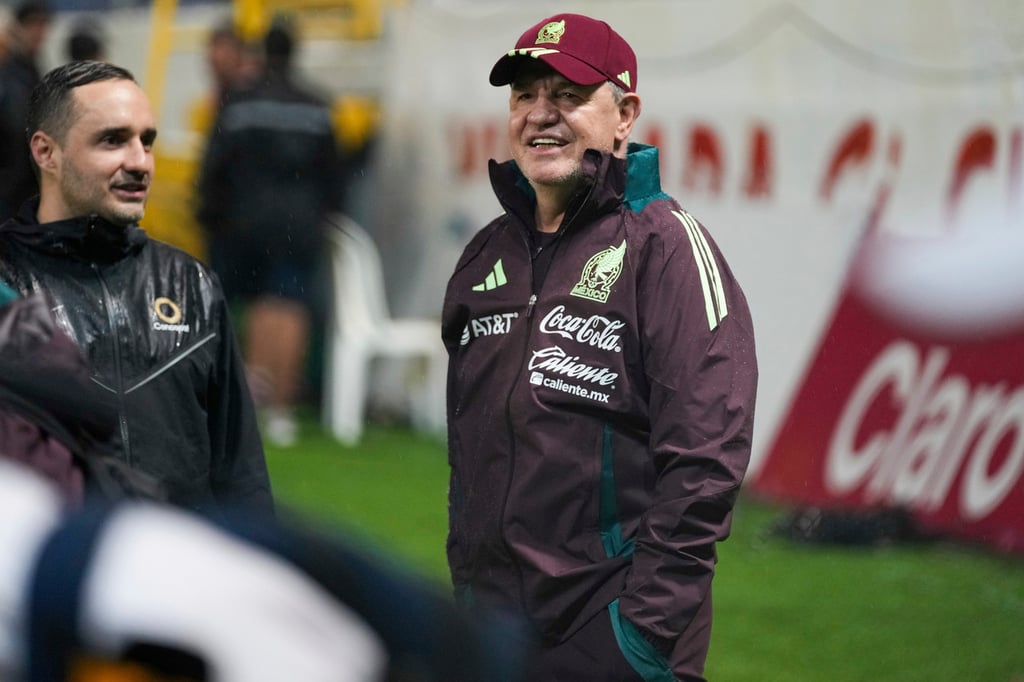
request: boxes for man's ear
[30,131,58,175]
[615,92,642,149]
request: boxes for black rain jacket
[0,200,272,516]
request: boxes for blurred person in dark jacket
[0,59,273,518]
[196,20,343,447]
[0,1,52,222]
[442,13,757,681]
[64,17,106,62]
[187,18,260,137]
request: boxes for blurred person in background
[196,19,343,447]
[0,1,52,222]
[0,60,273,518]
[442,13,757,681]
[187,18,259,137]
[64,17,106,62]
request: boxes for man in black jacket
[0,60,273,516]
[196,22,343,447]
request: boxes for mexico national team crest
[536,20,565,44]
[571,240,626,303]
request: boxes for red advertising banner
[752,231,1024,554]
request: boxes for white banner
[370,0,1024,472]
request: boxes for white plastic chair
[322,214,447,444]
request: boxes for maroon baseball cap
[489,13,637,93]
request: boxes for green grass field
[266,421,1024,681]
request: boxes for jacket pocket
[608,599,675,682]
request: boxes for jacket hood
[0,197,148,263]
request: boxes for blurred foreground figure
[0,290,163,507]
[0,287,527,682]
[442,13,757,681]
[0,60,273,516]
[196,21,343,446]
[0,460,527,682]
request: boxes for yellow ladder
[233,0,388,42]
[141,0,208,257]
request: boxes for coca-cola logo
[827,340,1024,521]
[538,305,623,352]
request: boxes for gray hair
[608,81,627,104]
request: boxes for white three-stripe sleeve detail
[674,210,718,330]
[674,210,724,330]
[680,210,728,321]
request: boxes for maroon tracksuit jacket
[442,143,757,680]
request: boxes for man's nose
[124,139,152,170]
[525,95,559,124]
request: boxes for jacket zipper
[490,172,608,613]
[91,260,132,465]
[498,226,543,613]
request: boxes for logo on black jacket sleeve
[570,241,625,304]
[152,297,191,332]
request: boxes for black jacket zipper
[91,260,132,465]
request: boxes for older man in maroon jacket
[442,13,758,681]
